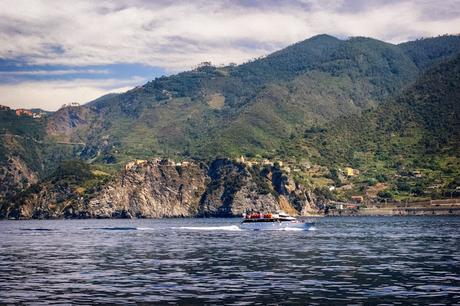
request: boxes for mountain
[399,35,460,69]
[1,34,460,209]
[47,35,460,161]
[299,53,460,201]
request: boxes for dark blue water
[0,217,459,305]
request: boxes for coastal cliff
[1,158,320,219]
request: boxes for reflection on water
[1,217,459,304]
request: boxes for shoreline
[326,198,460,216]
[2,213,460,221]
[2,198,459,220]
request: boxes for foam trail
[277,227,304,231]
[136,227,155,231]
[174,225,242,231]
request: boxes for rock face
[88,159,208,218]
[0,155,39,201]
[198,159,317,216]
[1,158,320,219]
[46,106,92,141]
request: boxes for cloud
[0,77,145,111]
[0,0,458,71]
[0,69,110,76]
[0,0,459,110]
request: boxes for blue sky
[0,0,459,110]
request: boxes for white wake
[174,225,242,231]
[136,227,156,231]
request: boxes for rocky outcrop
[198,159,317,216]
[1,158,321,219]
[88,159,208,218]
[0,155,39,200]
[46,106,92,141]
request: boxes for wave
[97,227,139,231]
[20,228,54,231]
[94,227,157,231]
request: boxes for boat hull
[239,221,314,231]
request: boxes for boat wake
[275,227,305,231]
[136,227,156,231]
[89,224,316,232]
[244,227,315,231]
[174,225,242,231]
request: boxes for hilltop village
[1,105,45,118]
[0,102,82,119]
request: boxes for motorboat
[240,211,314,231]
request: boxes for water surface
[1,217,459,304]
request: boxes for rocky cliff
[0,155,39,200]
[0,133,41,201]
[0,158,320,219]
[87,159,208,218]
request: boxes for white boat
[240,211,314,231]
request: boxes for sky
[0,0,459,111]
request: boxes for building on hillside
[32,112,46,119]
[175,161,191,167]
[0,105,11,111]
[125,159,148,171]
[161,89,172,99]
[351,195,364,203]
[345,167,360,177]
[329,201,360,210]
[61,102,81,109]
[15,109,33,116]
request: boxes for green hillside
[298,54,460,201]
[51,35,460,163]
[1,34,460,202]
[399,35,460,69]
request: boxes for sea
[0,217,459,305]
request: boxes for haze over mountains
[1,34,459,217]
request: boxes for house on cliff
[15,109,33,116]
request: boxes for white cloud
[0,69,110,76]
[0,0,459,110]
[0,77,145,111]
[0,0,458,71]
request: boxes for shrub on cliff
[51,160,93,184]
